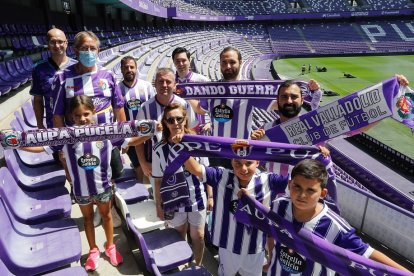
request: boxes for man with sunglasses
[136,68,198,193]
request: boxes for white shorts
[167,209,207,228]
[218,247,265,276]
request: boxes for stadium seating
[4,149,66,191]
[0,167,71,224]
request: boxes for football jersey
[267,197,373,276]
[30,57,77,128]
[152,141,210,212]
[137,94,198,162]
[47,138,127,197]
[52,64,125,125]
[118,79,155,121]
[202,166,288,254]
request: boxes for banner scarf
[176,78,414,145]
[0,120,157,149]
[235,193,411,276]
[161,134,338,213]
[266,77,414,145]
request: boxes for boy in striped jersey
[265,159,409,275]
[118,56,155,181]
[181,154,289,276]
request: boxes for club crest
[231,139,252,157]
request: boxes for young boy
[265,159,410,275]
[183,156,289,276]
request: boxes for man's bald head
[46,28,67,42]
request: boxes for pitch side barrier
[348,133,414,176]
[336,177,414,264]
[328,138,414,213]
[276,51,414,60]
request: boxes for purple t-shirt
[29,57,77,128]
[52,64,125,125]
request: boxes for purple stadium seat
[116,179,149,204]
[167,266,212,276]
[114,163,136,183]
[21,56,34,73]
[14,110,36,131]
[0,167,71,224]
[10,36,24,52]
[126,215,194,274]
[15,147,56,167]
[4,149,66,191]
[0,85,11,96]
[0,258,13,276]
[13,58,32,80]
[0,199,81,276]
[0,62,22,88]
[20,101,39,128]
[6,60,29,84]
[42,266,87,276]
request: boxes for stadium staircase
[351,23,376,51]
[294,26,315,53]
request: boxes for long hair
[67,95,95,117]
[161,103,194,143]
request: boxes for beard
[124,72,136,82]
[278,103,301,118]
[222,68,240,80]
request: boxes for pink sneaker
[105,244,123,266]
[85,248,100,271]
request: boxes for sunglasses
[165,116,185,124]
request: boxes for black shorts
[111,147,124,179]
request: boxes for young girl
[152,103,213,266]
[23,95,154,271]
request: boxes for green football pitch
[273,55,414,159]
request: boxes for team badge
[213,103,233,123]
[175,87,184,95]
[0,130,21,148]
[171,191,178,198]
[98,79,108,91]
[396,94,414,119]
[231,139,252,157]
[78,153,100,170]
[95,141,104,149]
[139,121,153,135]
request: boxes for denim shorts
[75,187,113,205]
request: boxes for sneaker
[105,244,123,266]
[93,207,101,227]
[111,206,122,228]
[85,248,100,271]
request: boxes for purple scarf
[0,120,156,149]
[266,77,414,145]
[161,134,338,211]
[235,193,411,276]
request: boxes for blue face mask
[79,51,97,67]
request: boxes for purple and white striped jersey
[152,141,209,212]
[52,64,125,125]
[29,57,77,128]
[176,71,209,84]
[200,99,255,139]
[268,197,373,276]
[118,79,155,121]
[47,138,127,197]
[201,166,288,254]
[176,72,212,134]
[137,94,198,145]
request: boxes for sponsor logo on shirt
[78,153,100,170]
[213,103,233,123]
[279,246,306,273]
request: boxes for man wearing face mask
[51,31,126,228]
[52,31,126,127]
